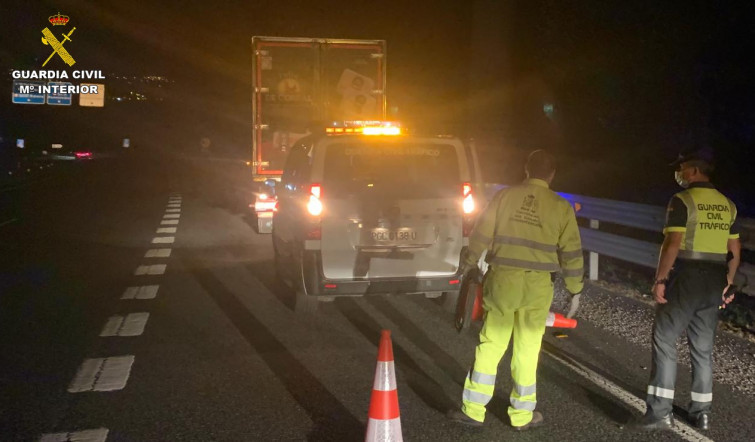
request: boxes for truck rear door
[320,41,386,122]
[252,38,386,177]
[252,38,318,176]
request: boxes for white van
[272,122,483,314]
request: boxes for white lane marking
[68,356,135,392]
[145,248,171,258]
[161,219,179,225]
[151,236,175,244]
[163,214,180,219]
[156,227,177,234]
[167,204,181,208]
[134,264,167,275]
[39,428,109,442]
[0,218,18,228]
[100,313,150,337]
[165,208,181,213]
[121,285,159,300]
[544,349,713,442]
[168,197,181,201]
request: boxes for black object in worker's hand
[720,285,738,309]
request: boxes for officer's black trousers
[645,260,727,420]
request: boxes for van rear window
[323,142,460,198]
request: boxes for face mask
[675,170,689,188]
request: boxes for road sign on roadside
[46,82,73,105]
[12,80,46,104]
[79,83,104,107]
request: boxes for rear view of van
[272,123,482,314]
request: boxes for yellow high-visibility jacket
[463,178,584,294]
[664,183,739,262]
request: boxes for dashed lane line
[134,264,167,275]
[39,428,109,442]
[167,204,181,208]
[163,214,180,219]
[100,313,150,337]
[145,248,171,258]
[121,285,159,300]
[165,208,181,213]
[156,227,177,234]
[67,356,135,392]
[543,347,713,442]
[161,219,179,225]
[151,236,175,244]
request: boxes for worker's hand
[652,283,667,304]
[721,284,736,309]
[566,292,581,319]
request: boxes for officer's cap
[670,147,714,167]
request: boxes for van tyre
[272,237,290,286]
[295,290,318,316]
[294,248,318,317]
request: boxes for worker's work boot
[513,411,544,431]
[692,413,710,430]
[636,412,675,430]
[446,409,484,427]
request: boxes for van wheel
[272,236,289,286]
[294,247,318,316]
[442,290,460,312]
[295,290,318,316]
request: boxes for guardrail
[483,184,755,296]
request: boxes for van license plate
[371,228,417,243]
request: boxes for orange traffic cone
[546,311,577,328]
[365,330,403,442]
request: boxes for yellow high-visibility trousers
[461,268,553,427]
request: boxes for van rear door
[317,138,469,280]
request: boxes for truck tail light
[307,184,323,216]
[254,194,277,212]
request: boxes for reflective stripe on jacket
[464,178,584,294]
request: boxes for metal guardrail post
[589,219,599,280]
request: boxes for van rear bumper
[301,250,462,296]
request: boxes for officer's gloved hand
[566,292,581,319]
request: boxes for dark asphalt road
[1,151,752,441]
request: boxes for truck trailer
[250,36,388,233]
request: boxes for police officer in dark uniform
[639,149,742,431]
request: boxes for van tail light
[462,182,475,237]
[306,183,322,239]
[462,182,475,214]
[307,184,323,216]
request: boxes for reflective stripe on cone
[366,330,403,442]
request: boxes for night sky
[2,0,754,213]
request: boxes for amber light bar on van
[324,121,402,136]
